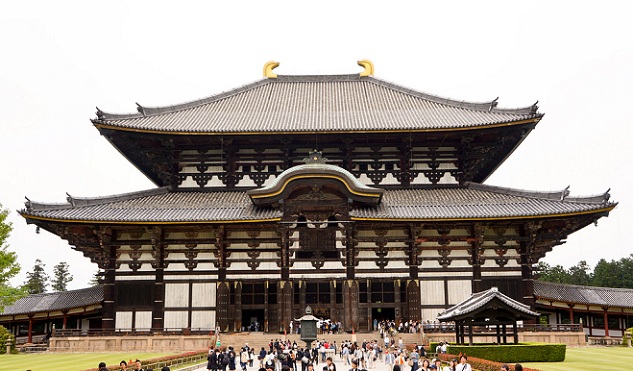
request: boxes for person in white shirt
[455,356,471,371]
[442,359,457,371]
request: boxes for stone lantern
[298,306,319,349]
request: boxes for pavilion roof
[93,74,542,134]
[0,286,103,317]
[437,287,540,322]
[20,182,614,224]
[534,280,633,309]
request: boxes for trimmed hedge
[437,353,543,371]
[431,342,565,363]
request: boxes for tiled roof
[437,287,540,321]
[0,286,103,317]
[93,74,542,134]
[534,281,633,309]
[21,183,613,223]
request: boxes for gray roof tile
[534,281,633,309]
[1,286,103,316]
[437,287,540,321]
[94,75,541,133]
[21,183,613,223]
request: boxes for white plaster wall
[135,311,152,330]
[191,311,216,329]
[115,311,133,329]
[164,311,188,329]
[447,280,472,304]
[165,283,190,307]
[420,281,445,305]
[192,283,216,307]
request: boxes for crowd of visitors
[199,336,526,371]
[97,358,169,371]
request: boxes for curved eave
[0,304,102,319]
[92,117,542,136]
[20,204,614,226]
[248,173,383,205]
[20,212,282,225]
[350,204,616,222]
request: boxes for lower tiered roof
[20,182,614,224]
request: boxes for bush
[438,353,544,371]
[436,342,565,363]
[0,325,16,354]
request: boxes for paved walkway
[190,351,399,371]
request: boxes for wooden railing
[422,323,583,333]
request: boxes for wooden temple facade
[18,61,616,333]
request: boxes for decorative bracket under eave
[263,61,280,78]
[357,59,374,76]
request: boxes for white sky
[1,1,631,290]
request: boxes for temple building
[15,61,616,334]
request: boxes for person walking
[455,356,471,371]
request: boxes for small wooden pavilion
[437,287,539,345]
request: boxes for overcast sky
[1,1,631,290]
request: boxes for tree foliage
[89,269,103,287]
[51,261,73,292]
[0,204,24,311]
[536,255,633,289]
[24,259,49,294]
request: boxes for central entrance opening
[371,307,396,322]
[242,309,265,332]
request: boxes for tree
[0,204,23,310]
[24,259,49,294]
[51,262,73,291]
[89,269,103,286]
[567,260,592,286]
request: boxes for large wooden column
[215,226,230,331]
[343,223,358,331]
[407,225,421,321]
[278,226,292,333]
[235,282,242,332]
[98,227,117,331]
[150,227,165,331]
[603,308,610,337]
[470,224,484,293]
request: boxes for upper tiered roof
[93,74,541,134]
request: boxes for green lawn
[0,352,176,371]
[521,347,633,371]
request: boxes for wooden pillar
[471,224,483,293]
[102,245,117,330]
[603,308,610,337]
[568,304,575,324]
[278,281,293,333]
[394,279,402,324]
[216,281,230,332]
[151,227,165,331]
[502,324,508,344]
[343,280,359,332]
[235,282,242,332]
[264,281,269,333]
[215,226,229,332]
[513,321,519,344]
[468,324,473,345]
[496,324,501,343]
[62,311,68,330]
[330,280,336,322]
[454,322,460,344]
[27,315,33,343]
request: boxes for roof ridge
[95,79,272,121]
[94,74,542,122]
[366,77,540,115]
[23,187,170,212]
[535,280,633,293]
